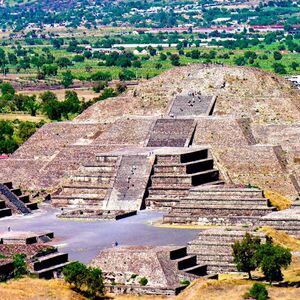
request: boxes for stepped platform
[0,231,71,279]
[187,228,266,273]
[51,155,120,209]
[163,186,275,225]
[0,231,54,245]
[259,209,300,238]
[90,246,217,296]
[145,148,221,211]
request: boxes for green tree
[1,83,15,96]
[119,69,136,81]
[90,71,112,81]
[13,253,28,278]
[273,63,287,74]
[159,53,167,61]
[255,241,291,284]
[170,54,180,66]
[63,261,104,299]
[85,267,104,299]
[63,261,88,291]
[290,62,299,70]
[17,121,37,142]
[232,233,261,279]
[61,71,74,88]
[273,51,283,61]
[40,91,58,103]
[42,64,58,77]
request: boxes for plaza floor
[0,204,200,263]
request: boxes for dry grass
[20,88,98,102]
[0,277,86,300]
[264,190,292,210]
[259,227,300,251]
[176,278,300,300]
[0,113,48,122]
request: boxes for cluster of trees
[232,233,292,284]
[0,119,42,154]
[63,261,104,299]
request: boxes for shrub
[13,253,28,278]
[249,283,268,300]
[139,277,148,286]
[180,279,190,286]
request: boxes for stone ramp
[169,94,216,117]
[146,119,196,147]
[105,155,154,211]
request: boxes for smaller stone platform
[0,231,54,245]
[90,245,217,296]
[57,209,137,220]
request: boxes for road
[0,204,200,263]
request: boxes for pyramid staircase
[187,228,266,273]
[0,182,38,218]
[163,187,276,225]
[30,247,70,279]
[52,155,120,209]
[169,247,218,279]
[145,148,221,211]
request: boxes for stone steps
[95,155,119,163]
[33,261,71,279]
[186,228,266,274]
[71,175,115,184]
[163,215,262,226]
[156,149,209,165]
[180,198,268,206]
[167,206,274,217]
[169,246,215,278]
[145,148,222,210]
[0,182,38,216]
[151,169,219,186]
[59,187,108,196]
[33,252,69,272]
[153,158,214,175]
[188,188,263,198]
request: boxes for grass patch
[264,190,292,210]
[259,227,300,251]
